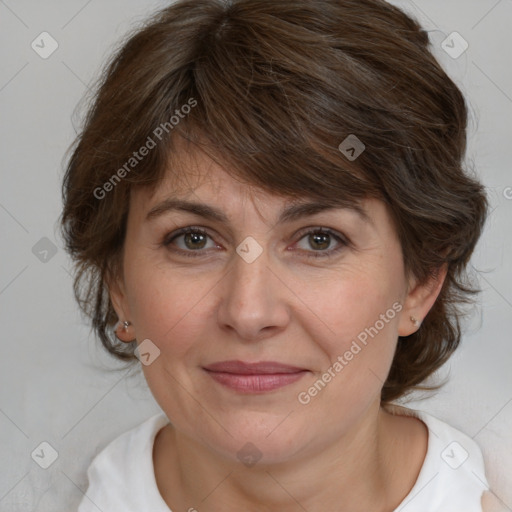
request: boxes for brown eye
[307,232,331,250]
[163,227,218,256]
[183,231,208,250]
[294,228,347,258]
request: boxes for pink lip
[203,360,308,393]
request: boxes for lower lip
[204,370,307,393]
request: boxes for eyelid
[293,225,350,245]
[162,226,220,248]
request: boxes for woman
[60,0,497,510]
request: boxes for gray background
[0,1,511,510]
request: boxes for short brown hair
[60,0,488,403]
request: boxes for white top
[77,405,489,512]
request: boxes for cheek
[124,263,217,413]
[297,282,400,423]
[314,265,400,346]
[304,263,402,401]
[124,255,227,368]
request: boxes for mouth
[202,360,309,393]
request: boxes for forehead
[128,139,376,229]
[133,146,280,213]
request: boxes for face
[110,146,443,464]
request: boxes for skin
[109,144,448,512]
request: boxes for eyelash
[162,226,348,259]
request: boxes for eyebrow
[145,198,372,226]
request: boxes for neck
[154,400,410,512]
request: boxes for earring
[410,316,421,328]
[114,320,135,343]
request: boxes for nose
[216,241,290,342]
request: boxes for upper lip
[203,360,307,374]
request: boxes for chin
[198,414,308,466]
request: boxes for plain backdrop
[0,1,511,510]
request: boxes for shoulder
[77,413,170,512]
[385,403,490,511]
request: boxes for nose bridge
[231,235,273,305]
[217,235,288,339]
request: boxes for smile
[202,360,309,393]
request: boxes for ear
[398,264,448,337]
[106,268,134,343]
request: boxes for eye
[162,226,348,259]
[163,227,220,257]
[293,228,348,258]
